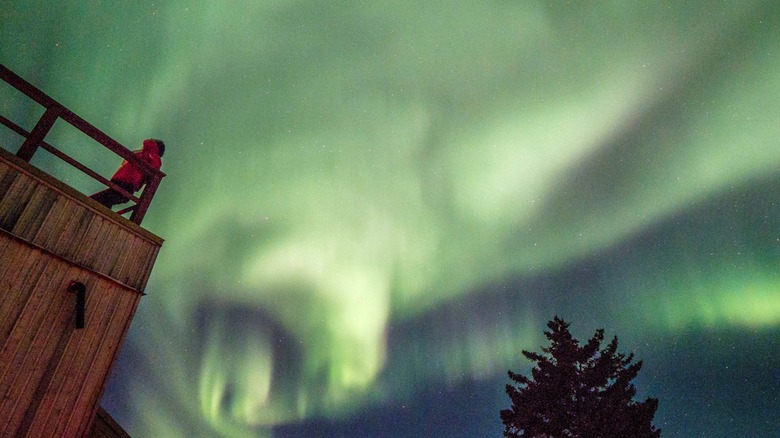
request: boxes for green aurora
[2,1,779,436]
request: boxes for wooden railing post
[130,173,162,225]
[16,105,61,162]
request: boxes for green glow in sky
[2,1,779,436]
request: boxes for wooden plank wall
[0,153,162,291]
[0,238,143,436]
[0,151,163,436]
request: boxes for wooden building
[0,64,164,437]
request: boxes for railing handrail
[0,63,165,225]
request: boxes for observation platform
[0,64,164,437]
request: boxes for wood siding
[0,149,162,290]
[0,149,162,437]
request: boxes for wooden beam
[16,106,61,162]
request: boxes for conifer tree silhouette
[501,317,661,437]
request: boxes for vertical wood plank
[0,161,9,187]
[53,206,91,258]
[0,240,44,344]
[0,231,13,275]
[0,164,18,199]
[66,284,137,436]
[0,172,37,230]
[107,233,134,284]
[0,264,75,436]
[39,275,118,436]
[31,194,71,249]
[0,232,25,293]
[70,214,106,266]
[0,257,60,396]
[92,223,124,275]
[32,278,106,434]
[12,185,58,240]
[111,234,146,286]
[136,244,161,291]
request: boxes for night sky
[2,1,780,437]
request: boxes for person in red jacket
[90,138,165,208]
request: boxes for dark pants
[90,180,134,208]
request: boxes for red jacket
[111,139,162,192]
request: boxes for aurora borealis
[2,1,780,436]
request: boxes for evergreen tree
[500,317,661,437]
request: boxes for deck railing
[0,63,165,225]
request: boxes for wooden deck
[0,147,163,436]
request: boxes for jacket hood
[142,139,160,156]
